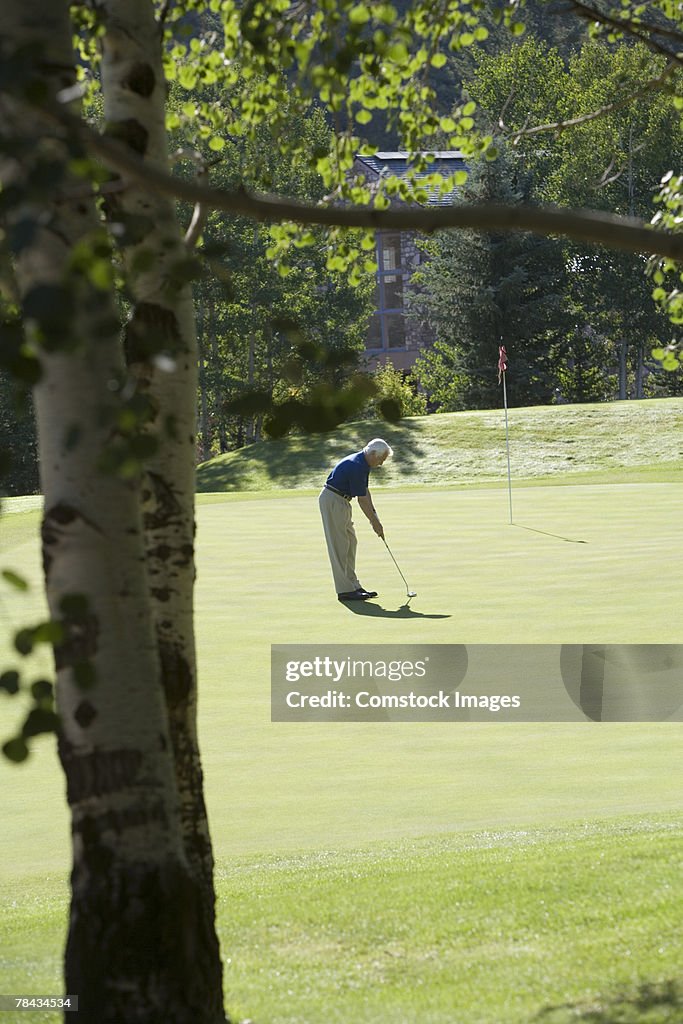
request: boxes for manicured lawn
[2,818,682,1023]
[1,400,682,1022]
[2,480,681,876]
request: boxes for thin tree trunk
[98,10,223,1000]
[635,344,644,399]
[2,4,224,1021]
[247,332,256,444]
[198,297,211,461]
[618,339,628,400]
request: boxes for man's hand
[358,492,385,538]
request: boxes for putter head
[407,590,417,598]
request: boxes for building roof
[354,151,467,206]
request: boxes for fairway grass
[1,480,682,879]
[1,817,682,1023]
[2,413,682,1023]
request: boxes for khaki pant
[319,487,361,594]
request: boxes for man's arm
[357,490,384,539]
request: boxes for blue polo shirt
[326,451,370,497]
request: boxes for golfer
[319,438,393,602]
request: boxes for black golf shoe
[338,590,369,601]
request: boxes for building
[353,151,467,371]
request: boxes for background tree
[0,373,39,497]
[360,361,427,420]
[469,37,683,399]
[409,148,569,410]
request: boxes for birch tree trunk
[2,3,225,1021]
[97,5,223,993]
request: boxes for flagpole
[502,370,513,524]
[498,343,513,525]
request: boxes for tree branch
[508,60,679,144]
[169,147,212,249]
[30,101,683,261]
[569,0,683,66]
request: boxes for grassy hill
[196,397,683,492]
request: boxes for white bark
[2,3,225,1020]
[98,0,219,911]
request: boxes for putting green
[1,480,681,881]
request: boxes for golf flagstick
[498,343,513,525]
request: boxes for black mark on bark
[124,302,183,364]
[41,503,102,580]
[159,642,192,708]
[104,118,149,156]
[61,747,143,803]
[121,62,156,97]
[74,701,97,729]
[142,470,182,531]
[54,612,99,670]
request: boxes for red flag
[497,345,508,384]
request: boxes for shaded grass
[4,818,681,1024]
[196,398,683,492]
[214,817,683,1024]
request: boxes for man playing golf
[319,438,393,602]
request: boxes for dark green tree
[0,372,39,497]
[409,147,569,410]
[469,38,683,397]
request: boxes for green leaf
[14,629,35,656]
[31,679,54,702]
[2,569,28,591]
[21,707,59,739]
[32,621,65,646]
[178,66,197,90]
[0,671,20,695]
[349,4,371,26]
[209,136,226,152]
[2,737,29,763]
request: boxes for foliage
[164,80,377,453]
[360,360,427,420]
[468,36,683,390]
[410,147,569,409]
[650,172,683,366]
[0,371,39,497]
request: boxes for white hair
[364,438,393,458]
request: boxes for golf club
[382,537,417,598]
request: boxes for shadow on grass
[196,419,429,492]
[342,601,451,620]
[534,980,682,1023]
[513,524,588,544]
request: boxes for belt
[325,484,352,500]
